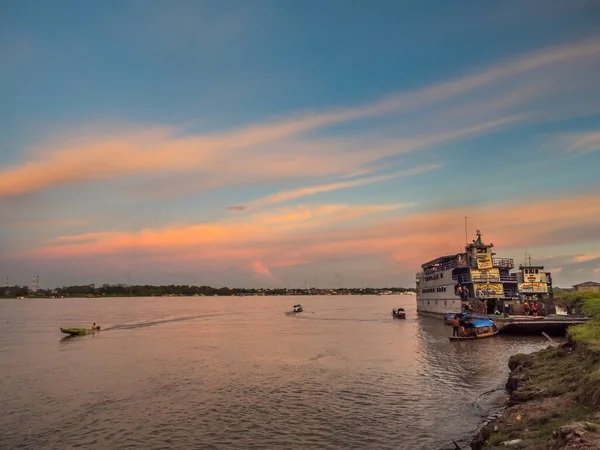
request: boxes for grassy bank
[554,291,600,314]
[472,297,600,449]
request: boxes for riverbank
[471,297,600,449]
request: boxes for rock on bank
[471,341,600,449]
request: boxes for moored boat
[392,308,406,319]
[60,326,101,336]
[416,230,521,317]
[449,319,497,341]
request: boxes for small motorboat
[293,304,303,313]
[60,326,101,336]
[449,319,498,341]
[392,308,406,319]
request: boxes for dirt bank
[470,341,600,449]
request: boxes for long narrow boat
[60,327,100,336]
[449,319,497,341]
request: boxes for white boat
[415,231,520,317]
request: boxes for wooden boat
[293,304,303,313]
[392,308,406,319]
[60,326,101,336]
[449,319,497,341]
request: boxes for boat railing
[453,273,518,283]
[492,257,514,268]
[421,259,459,275]
[420,258,516,277]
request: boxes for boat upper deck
[416,256,515,278]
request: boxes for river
[0,294,548,449]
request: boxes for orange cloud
[2,37,598,198]
[573,254,600,263]
[13,189,600,281]
[251,260,273,277]
[22,203,405,260]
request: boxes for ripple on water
[0,296,550,450]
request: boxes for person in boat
[451,316,460,337]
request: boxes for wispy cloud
[563,131,600,154]
[1,37,599,198]
[13,189,600,286]
[242,163,440,209]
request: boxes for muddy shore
[469,341,600,449]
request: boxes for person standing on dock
[523,300,530,316]
[451,316,460,337]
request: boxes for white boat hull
[416,297,462,316]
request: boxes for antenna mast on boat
[464,216,468,245]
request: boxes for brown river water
[0,294,548,449]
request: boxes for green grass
[568,298,600,351]
[484,432,511,448]
[533,402,593,439]
[555,292,600,313]
[569,321,600,343]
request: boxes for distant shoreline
[2,285,417,299]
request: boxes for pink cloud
[2,37,598,198]
[251,260,273,277]
[11,189,600,282]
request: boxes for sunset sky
[2,1,600,289]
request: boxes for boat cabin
[458,319,497,338]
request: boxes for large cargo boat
[415,231,555,317]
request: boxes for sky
[1,0,600,289]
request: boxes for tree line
[2,283,416,298]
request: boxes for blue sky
[1,0,600,288]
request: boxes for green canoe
[60,326,101,336]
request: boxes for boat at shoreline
[449,319,498,341]
[416,230,556,318]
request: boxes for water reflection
[0,295,548,450]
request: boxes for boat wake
[102,313,228,331]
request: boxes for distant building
[573,281,600,293]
